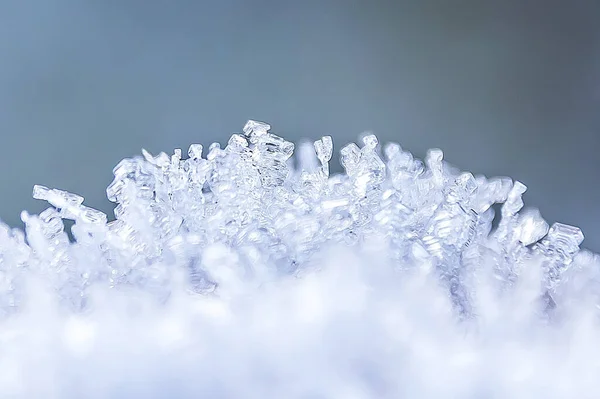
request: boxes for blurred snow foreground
[0,120,599,397]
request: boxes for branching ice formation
[0,120,599,397]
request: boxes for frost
[0,120,599,397]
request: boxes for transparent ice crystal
[0,120,596,316]
[2,120,600,397]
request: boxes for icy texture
[0,120,599,397]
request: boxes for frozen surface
[0,121,599,397]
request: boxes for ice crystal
[0,120,599,397]
[0,120,594,312]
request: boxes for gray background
[1,1,599,250]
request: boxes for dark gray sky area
[1,1,599,250]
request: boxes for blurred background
[0,1,599,250]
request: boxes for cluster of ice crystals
[3,120,600,396]
[0,120,595,316]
